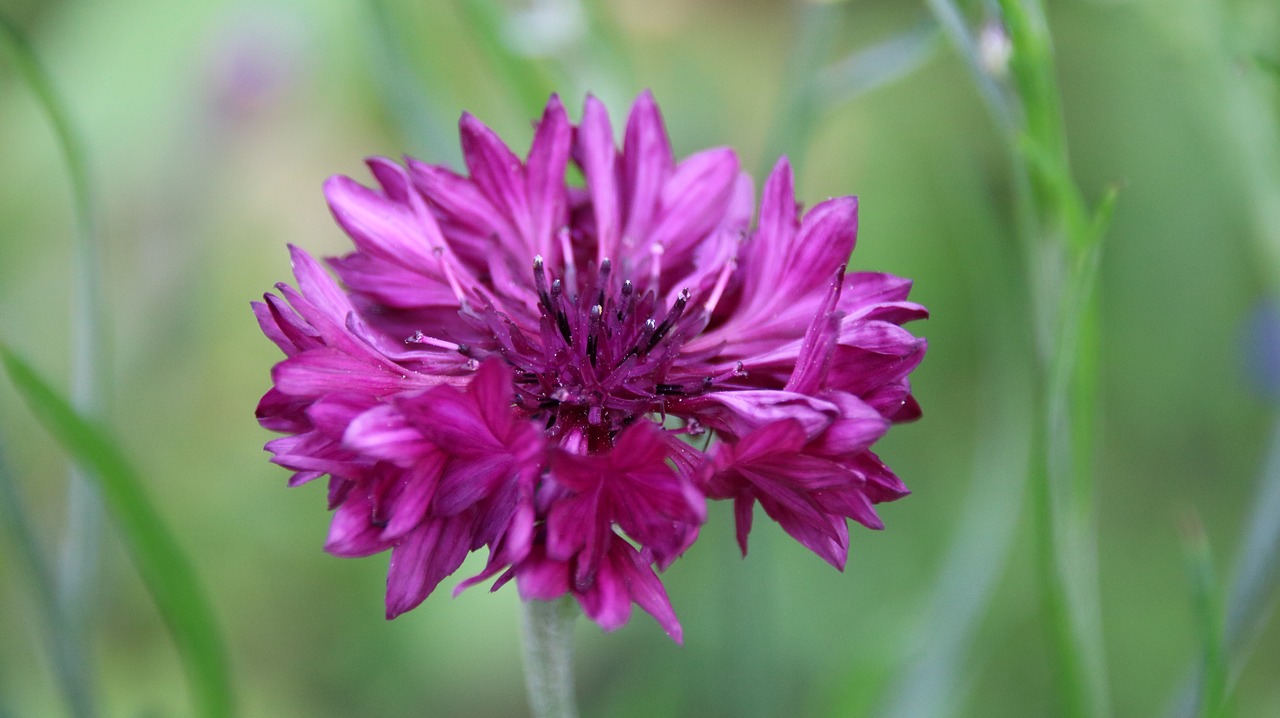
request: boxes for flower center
[476,256,734,448]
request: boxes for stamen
[703,259,737,314]
[533,255,552,311]
[435,247,469,307]
[405,331,462,352]
[649,243,664,291]
[551,279,572,344]
[617,280,635,321]
[596,258,611,307]
[646,289,689,352]
[557,229,576,290]
[587,304,603,366]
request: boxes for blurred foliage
[1,0,1279,716]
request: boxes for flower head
[254,92,927,641]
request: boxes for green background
[1,0,1277,716]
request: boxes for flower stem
[519,597,579,718]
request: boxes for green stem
[929,1,1113,715]
[520,598,579,718]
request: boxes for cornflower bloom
[254,92,926,641]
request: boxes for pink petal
[678,390,838,440]
[328,252,461,310]
[525,95,571,257]
[324,171,442,273]
[325,488,389,558]
[460,113,531,248]
[647,148,741,268]
[577,95,620,261]
[380,455,446,541]
[271,348,412,398]
[620,90,674,243]
[385,513,476,618]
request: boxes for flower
[254,92,927,641]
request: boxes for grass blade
[875,331,1029,718]
[0,8,108,662]
[0,440,95,718]
[364,0,460,165]
[924,0,1015,136]
[1171,417,1280,718]
[1180,513,1233,718]
[926,1,1115,715]
[816,19,940,111]
[457,0,557,119]
[0,345,234,718]
[759,1,843,176]
[1224,418,1280,672]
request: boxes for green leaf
[0,345,234,718]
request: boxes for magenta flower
[254,92,926,641]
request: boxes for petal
[646,148,741,268]
[620,90,674,243]
[732,170,854,321]
[814,486,885,530]
[434,454,519,517]
[289,244,354,319]
[344,404,431,465]
[328,252,461,310]
[406,159,510,244]
[678,390,838,440]
[525,95,571,257]
[841,271,915,307]
[755,157,799,271]
[271,349,412,398]
[784,268,843,395]
[609,541,683,643]
[733,493,755,556]
[380,455,447,541]
[574,537,633,631]
[828,334,928,398]
[324,169,442,273]
[808,393,891,458]
[729,420,809,464]
[460,112,530,246]
[385,513,476,618]
[850,451,911,504]
[255,387,310,433]
[265,431,364,478]
[252,299,299,355]
[325,488,389,558]
[757,494,850,570]
[515,546,572,602]
[260,292,320,354]
[577,95,620,261]
[306,393,379,439]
